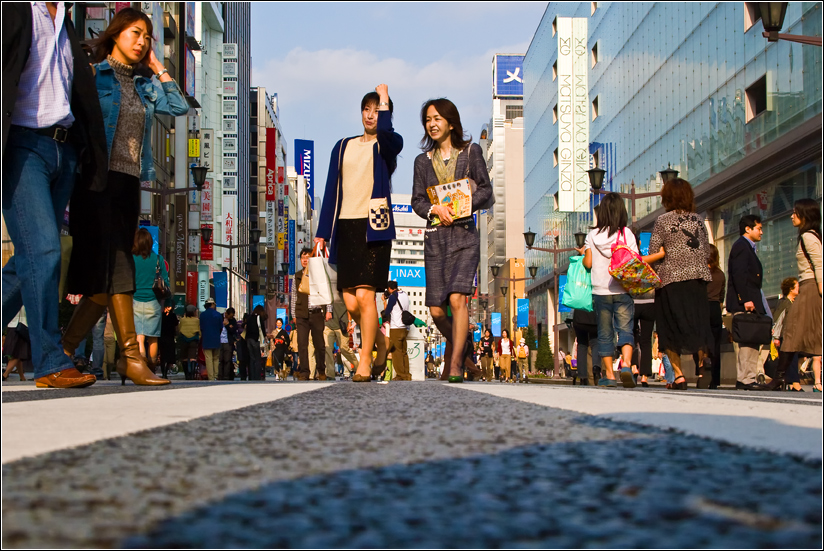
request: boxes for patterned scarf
[431,148,458,185]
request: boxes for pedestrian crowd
[1,3,820,392]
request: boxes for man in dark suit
[2,2,107,388]
[726,214,771,390]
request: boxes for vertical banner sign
[222,195,236,265]
[222,43,238,198]
[491,313,502,337]
[266,200,276,247]
[295,139,314,210]
[201,224,213,260]
[557,17,589,213]
[146,226,160,255]
[174,196,187,294]
[278,166,284,183]
[572,18,590,212]
[288,219,296,275]
[517,299,530,327]
[197,265,209,312]
[266,128,278,202]
[557,17,574,212]
[200,129,213,172]
[201,178,213,221]
[213,271,227,309]
[186,271,198,307]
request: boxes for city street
[2,379,821,548]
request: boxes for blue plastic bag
[562,255,593,312]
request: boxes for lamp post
[759,2,821,46]
[585,164,679,225]
[203,229,259,311]
[149,165,208,256]
[489,261,537,335]
[523,230,587,377]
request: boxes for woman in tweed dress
[411,98,493,382]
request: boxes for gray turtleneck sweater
[107,55,145,178]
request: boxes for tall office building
[523,2,822,352]
[389,194,428,323]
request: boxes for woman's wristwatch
[155,68,169,79]
[379,101,389,107]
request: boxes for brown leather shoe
[36,368,96,389]
[109,294,170,386]
[318,374,327,381]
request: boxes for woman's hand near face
[147,48,171,82]
[376,84,389,107]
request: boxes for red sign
[186,272,198,307]
[201,224,213,261]
[266,128,278,202]
[201,179,213,221]
[757,190,769,211]
[278,166,284,184]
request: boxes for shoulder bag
[152,255,172,302]
[799,231,821,294]
[608,229,661,297]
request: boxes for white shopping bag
[308,243,334,306]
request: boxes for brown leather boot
[108,294,170,386]
[62,296,107,357]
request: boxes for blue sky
[251,2,548,200]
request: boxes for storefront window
[712,162,822,299]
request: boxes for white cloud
[252,42,532,196]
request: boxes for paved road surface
[2,380,821,548]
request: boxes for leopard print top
[649,210,712,287]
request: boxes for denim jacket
[93,59,189,182]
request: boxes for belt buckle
[52,127,68,143]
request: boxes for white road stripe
[458,385,823,460]
[1,384,332,464]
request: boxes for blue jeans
[90,312,107,376]
[592,294,635,360]
[2,127,78,378]
[661,354,675,384]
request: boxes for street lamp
[759,2,821,46]
[659,163,680,183]
[586,164,677,224]
[148,164,209,256]
[202,229,258,310]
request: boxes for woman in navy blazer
[315,84,403,382]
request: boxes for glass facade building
[524,2,822,341]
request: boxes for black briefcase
[731,312,772,345]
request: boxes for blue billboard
[252,295,265,311]
[517,299,529,327]
[387,265,425,288]
[214,271,227,309]
[491,313,502,337]
[494,54,524,97]
[295,139,314,210]
[392,204,412,213]
[639,231,651,256]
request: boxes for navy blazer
[316,110,403,264]
[725,236,765,314]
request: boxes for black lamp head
[500,285,508,297]
[244,261,254,272]
[523,228,536,249]
[586,167,606,191]
[249,228,263,244]
[490,265,500,278]
[659,163,680,183]
[201,227,213,244]
[574,232,587,249]
[759,2,788,33]
[528,265,538,278]
[281,262,290,274]
[191,166,208,191]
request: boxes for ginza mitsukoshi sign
[557,17,589,213]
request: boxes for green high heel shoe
[448,375,464,383]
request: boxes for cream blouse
[339,138,375,219]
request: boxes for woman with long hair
[60,8,188,386]
[315,85,402,382]
[704,244,726,388]
[582,193,653,387]
[648,179,713,390]
[411,98,493,383]
[269,318,289,379]
[777,199,822,392]
[131,228,169,377]
[496,329,513,382]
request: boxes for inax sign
[557,17,589,213]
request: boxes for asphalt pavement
[2,378,821,548]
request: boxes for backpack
[517,346,527,359]
[608,229,661,297]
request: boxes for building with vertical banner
[523,2,822,359]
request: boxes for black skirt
[335,218,391,292]
[655,279,711,355]
[67,170,140,296]
[3,324,31,361]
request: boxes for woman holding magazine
[315,84,403,383]
[411,98,494,382]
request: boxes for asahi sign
[557,17,589,213]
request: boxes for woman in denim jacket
[62,8,188,386]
